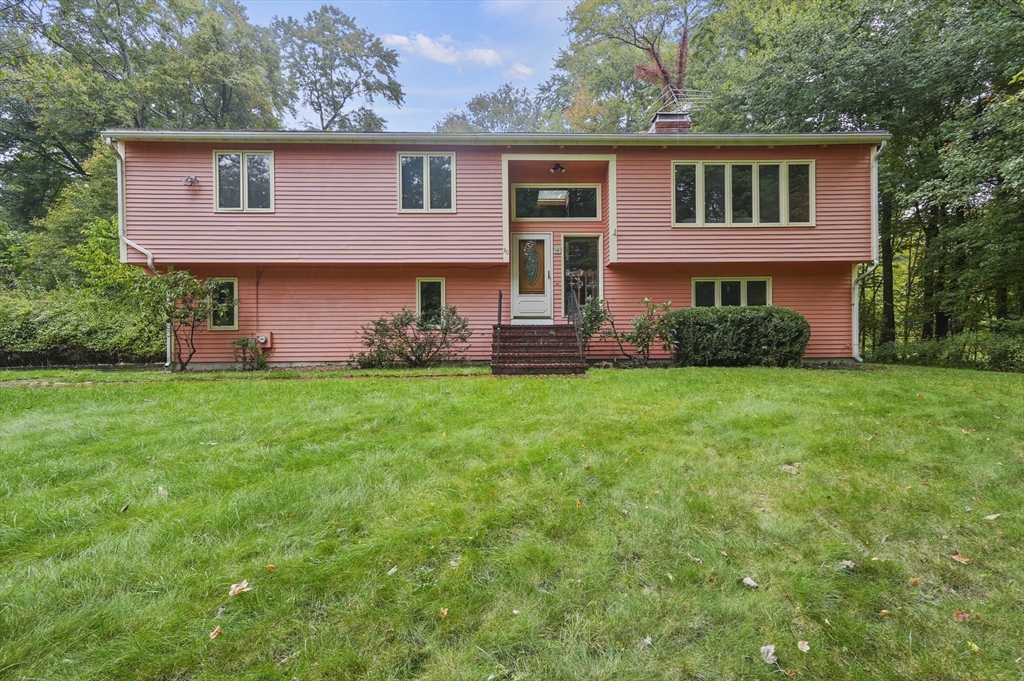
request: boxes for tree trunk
[994,282,1008,320]
[921,208,940,340]
[880,195,896,345]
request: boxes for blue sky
[240,0,575,131]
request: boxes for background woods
[1,0,1022,367]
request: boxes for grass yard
[0,366,1022,680]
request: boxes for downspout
[105,136,172,367]
[852,139,887,361]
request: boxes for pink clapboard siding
[124,141,875,267]
[124,142,506,265]
[614,145,873,263]
[183,261,854,364]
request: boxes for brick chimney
[648,111,692,134]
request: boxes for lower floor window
[208,278,238,330]
[693,278,770,307]
[417,278,445,324]
[563,236,601,316]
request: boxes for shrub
[0,288,164,366]
[232,336,272,371]
[662,306,811,367]
[353,306,472,368]
[575,297,611,353]
[605,298,673,366]
[871,334,1024,372]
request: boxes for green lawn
[0,366,1021,680]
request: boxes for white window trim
[207,277,239,331]
[672,160,814,227]
[511,183,603,222]
[560,233,604,318]
[213,151,275,213]
[397,152,457,213]
[691,277,773,307]
[416,277,446,317]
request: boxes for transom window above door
[673,161,813,227]
[513,185,600,220]
[215,152,273,212]
[399,153,454,211]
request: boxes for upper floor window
[215,152,273,212]
[513,185,600,221]
[692,277,771,308]
[208,277,239,330]
[400,153,454,211]
[673,161,813,227]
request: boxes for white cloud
[482,0,573,23]
[383,33,502,68]
[503,62,535,80]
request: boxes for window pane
[788,163,811,223]
[674,164,697,224]
[514,188,598,219]
[246,154,272,209]
[731,165,754,223]
[758,165,781,223]
[211,281,236,327]
[704,164,726,223]
[747,280,768,306]
[401,155,424,210]
[694,281,716,307]
[721,280,742,306]
[564,237,600,315]
[419,280,443,323]
[217,154,241,209]
[428,155,452,209]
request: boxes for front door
[511,233,553,322]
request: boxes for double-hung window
[692,278,771,308]
[399,153,454,211]
[673,161,813,226]
[208,278,239,330]
[215,152,273,211]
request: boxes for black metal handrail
[495,289,503,360]
[565,272,586,364]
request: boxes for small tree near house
[139,271,237,371]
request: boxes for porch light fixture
[182,176,199,186]
[549,163,566,174]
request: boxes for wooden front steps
[491,324,587,375]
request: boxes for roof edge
[101,129,891,146]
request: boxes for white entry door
[511,233,553,322]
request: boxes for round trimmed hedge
[661,306,811,367]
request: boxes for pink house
[103,118,888,371]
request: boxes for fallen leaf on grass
[576,499,582,509]
[209,626,222,639]
[214,606,226,618]
[983,514,1002,521]
[954,610,971,622]
[387,566,398,575]
[760,644,777,664]
[798,640,810,653]
[950,553,970,565]
[666,573,674,583]
[439,608,448,618]
[229,580,251,596]
[824,619,832,628]
[266,565,276,571]
[652,490,660,496]
[879,610,891,616]
[968,641,983,655]
[688,553,703,566]
[909,578,920,586]
[638,636,653,650]
[779,464,802,475]
[961,429,972,435]
[840,560,856,570]
[742,577,759,589]
[784,670,796,678]
[119,503,130,513]
[512,609,520,615]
